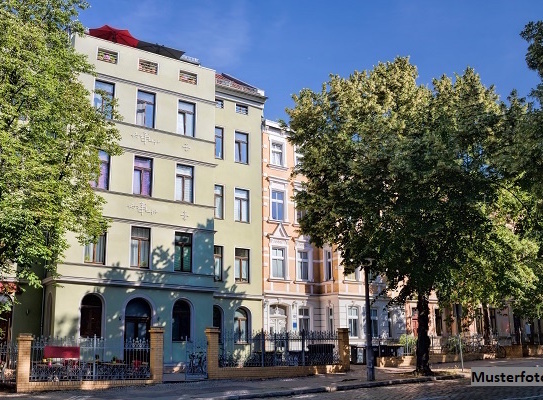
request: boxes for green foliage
[286,57,526,372]
[398,333,417,349]
[0,1,122,303]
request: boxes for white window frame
[269,180,289,222]
[177,100,195,137]
[296,250,309,281]
[324,249,333,281]
[175,164,193,203]
[298,307,310,332]
[270,246,286,279]
[348,306,359,338]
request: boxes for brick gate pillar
[149,326,164,383]
[205,327,220,379]
[337,328,350,371]
[16,333,33,393]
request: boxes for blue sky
[80,0,543,122]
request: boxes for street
[276,379,543,400]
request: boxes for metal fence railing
[0,340,17,384]
[30,336,150,382]
[219,330,339,368]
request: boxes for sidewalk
[5,358,541,400]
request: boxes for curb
[194,373,465,400]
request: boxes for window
[133,157,152,196]
[130,227,150,268]
[325,250,333,281]
[175,164,193,202]
[235,104,248,115]
[271,142,284,166]
[435,308,442,336]
[348,306,359,337]
[177,101,195,136]
[138,59,158,74]
[91,150,110,190]
[94,80,114,119]
[136,90,155,128]
[298,308,310,332]
[213,306,223,342]
[294,146,303,166]
[214,246,223,281]
[296,207,307,224]
[234,188,249,222]
[215,127,223,159]
[328,307,334,332]
[214,185,224,219]
[172,300,190,341]
[216,99,224,109]
[174,233,192,272]
[97,48,117,64]
[84,234,106,264]
[80,294,102,338]
[371,308,379,338]
[297,251,309,281]
[235,248,249,282]
[271,247,285,279]
[179,70,197,85]
[344,267,360,281]
[271,190,284,221]
[235,132,248,164]
[234,308,248,342]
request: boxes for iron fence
[30,336,150,382]
[0,340,17,384]
[185,338,207,379]
[219,330,339,368]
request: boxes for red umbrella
[89,25,139,47]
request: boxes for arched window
[234,308,249,343]
[125,298,151,341]
[172,300,191,341]
[80,294,103,338]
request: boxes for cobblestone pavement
[3,358,543,400]
[272,379,543,400]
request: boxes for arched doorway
[125,298,151,342]
[80,294,103,338]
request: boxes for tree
[287,58,505,374]
[0,1,121,311]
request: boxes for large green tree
[287,58,505,374]
[0,0,121,309]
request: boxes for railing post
[261,330,265,367]
[337,328,350,370]
[15,333,33,393]
[205,327,220,379]
[149,327,164,383]
[301,330,306,366]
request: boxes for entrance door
[269,305,287,334]
[124,298,151,364]
[412,308,419,336]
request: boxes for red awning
[89,25,139,47]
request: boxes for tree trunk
[482,303,491,345]
[415,290,432,375]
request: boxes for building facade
[261,120,404,346]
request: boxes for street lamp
[363,258,375,381]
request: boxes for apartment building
[261,120,404,346]
[1,29,265,368]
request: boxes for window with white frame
[298,308,310,332]
[214,245,223,281]
[344,267,360,281]
[297,250,309,281]
[328,307,334,332]
[348,306,359,337]
[294,146,303,166]
[234,188,249,222]
[271,247,286,279]
[270,142,284,166]
[214,185,224,219]
[136,90,155,128]
[177,100,195,137]
[94,80,114,119]
[371,308,379,338]
[175,164,193,202]
[235,104,248,115]
[325,250,333,281]
[215,127,223,159]
[271,190,285,221]
[215,99,224,109]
